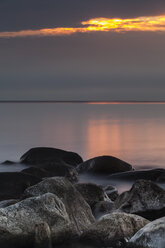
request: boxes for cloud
[1,14,165,38]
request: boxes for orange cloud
[1,14,165,38]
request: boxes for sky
[1,0,165,101]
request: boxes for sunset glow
[1,14,165,38]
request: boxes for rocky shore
[0,147,164,248]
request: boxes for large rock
[23,177,95,232]
[108,168,165,182]
[92,201,114,219]
[80,213,149,247]
[115,180,165,220]
[20,147,83,166]
[0,193,75,248]
[128,217,165,248]
[75,183,108,208]
[22,162,78,183]
[77,156,132,175]
[0,172,41,201]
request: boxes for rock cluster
[0,147,164,248]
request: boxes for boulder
[0,199,18,208]
[1,160,16,165]
[108,168,165,182]
[115,180,165,220]
[77,156,132,175]
[0,193,75,248]
[128,217,165,248]
[21,162,78,182]
[104,185,119,201]
[23,177,95,232]
[75,183,108,208]
[20,147,83,166]
[0,172,41,201]
[80,213,149,247]
[92,201,114,219]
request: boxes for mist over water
[0,102,165,170]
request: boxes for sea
[0,102,165,192]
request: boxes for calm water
[0,102,165,169]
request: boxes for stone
[80,212,149,247]
[128,217,165,248]
[20,147,83,166]
[0,199,18,208]
[0,172,41,201]
[75,183,108,208]
[77,156,132,175]
[23,177,95,232]
[92,201,114,219]
[104,185,119,201]
[108,168,165,182]
[115,180,165,220]
[0,193,74,248]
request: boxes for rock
[93,201,114,219]
[128,217,165,248]
[0,193,74,248]
[77,156,132,175]
[104,185,119,201]
[23,177,95,232]
[115,180,165,220]
[0,199,18,208]
[0,172,41,201]
[108,168,165,182]
[22,167,49,179]
[20,147,83,166]
[34,222,52,248]
[75,183,108,208]
[1,160,16,165]
[22,162,78,183]
[80,213,149,247]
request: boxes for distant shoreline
[0,100,165,104]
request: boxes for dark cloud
[1,0,165,32]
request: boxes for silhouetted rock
[22,162,78,183]
[80,213,149,247]
[0,193,74,248]
[108,168,165,182]
[23,177,95,232]
[115,180,165,220]
[128,217,165,248]
[77,156,132,175]
[75,183,108,208]
[22,167,49,178]
[20,147,83,166]
[104,185,119,201]
[93,201,114,219]
[0,172,41,201]
[1,160,16,165]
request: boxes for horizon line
[1,100,165,104]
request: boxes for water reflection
[0,103,165,169]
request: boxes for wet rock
[0,172,41,201]
[104,185,119,201]
[115,180,165,220]
[20,147,83,166]
[108,168,165,182]
[128,217,165,248]
[0,193,74,248]
[23,177,95,232]
[34,222,52,248]
[77,156,132,175]
[93,201,114,219]
[75,183,108,208]
[80,213,149,247]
